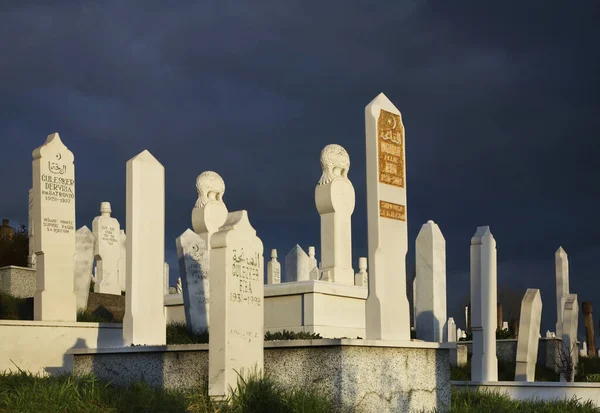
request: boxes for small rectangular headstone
[92,202,121,295]
[74,226,95,311]
[267,249,281,284]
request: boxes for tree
[0,224,29,267]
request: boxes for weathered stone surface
[561,294,579,382]
[117,230,126,292]
[0,266,36,298]
[92,202,121,295]
[364,93,410,340]
[285,245,310,282]
[86,291,125,322]
[555,247,569,337]
[515,289,542,382]
[307,246,319,280]
[267,249,281,284]
[32,133,77,321]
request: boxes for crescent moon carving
[192,245,199,252]
[56,153,62,160]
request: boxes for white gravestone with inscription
[354,257,368,287]
[555,247,569,337]
[180,171,228,333]
[123,150,166,346]
[117,230,126,292]
[515,289,542,382]
[92,202,121,295]
[32,133,77,321]
[308,246,319,280]
[415,220,447,343]
[177,229,209,332]
[74,226,95,311]
[315,144,355,285]
[447,317,457,342]
[28,188,36,268]
[365,94,411,340]
[209,210,264,400]
[267,249,281,284]
[561,294,579,382]
[470,226,498,382]
[285,245,310,282]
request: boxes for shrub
[166,322,209,344]
[264,330,322,341]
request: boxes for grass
[0,370,337,413]
[264,330,322,341]
[447,388,600,413]
[450,359,560,382]
[166,322,209,344]
[0,292,33,320]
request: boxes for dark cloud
[1,1,598,337]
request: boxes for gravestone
[515,289,542,382]
[176,277,182,294]
[74,226,95,311]
[92,202,121,295]
[415,220,447,343]
[315,144,355,285]
[123,150,166,346]
[470,226,498,381]
[308,246,319,280]
[447,317,457,342]
[364,93,410,340]
[561,294,579,382]
[267,249,281,284]
[285,245,310,282]
[502,321,509,330]
[32,133,77,321]
[354,257,368,287]
[27,189,36,268]
[177,229,209,332]
[582,302,596,358]
[208,210,264,400]
[555,247,569,337]
[117,230,126,292]
[179,171,228,333]
[581,342,588,358]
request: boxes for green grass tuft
[0,292,33,320]
[166,322,209,344]
[264,330,322,341]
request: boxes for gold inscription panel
[379,201,406,221]
[377,109,405,187]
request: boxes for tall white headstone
[354,257,368,287]
[415,220,447,343]
[28,188,36,268]
[177,229,209,332]
[561,293,579,382]
[581,342,588,358]
[163,262,170,295]
[555,247,569,337]
[32,133,77,321]
[182,171,228,332]
[74,226,95,311]
[470,226,498,382]
[308,246,319,280]
[123,150,166,346]
[315,144,355,285]
[515,289,542,382]
[457,328,463,340]
[176,277,182,294]
[447,317,457,342]
[285,245,310,282]
[267,249,281,284]
[92,202,121,295]
[365,93,410,340]
[117,230,127,292]
[208,210,264,399]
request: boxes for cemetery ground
[1,371,600,413]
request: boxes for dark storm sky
[1,1,598,337]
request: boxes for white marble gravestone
[117,230,126,292]
[415,220,447,343]
[457,328,463,340]
[176,277,182,294]
[208,210,264,400]
[267,249,281,284]
[315,144,355,285]
[123,150,166,346]
[285,245,310,282]
[561,293,579,382]
[502,321,509,330]
[92,202,121,295]
[364,93,411,340]
[354,257,368,287]
[179,171,228,333]
[28,188,36,268]
[581,342,588,358]
[447,317,457,342]
[177,229,209,332]
[308,246,319,280]
[555,247,569,337]
[74,226,95,311]
[163,262,170,295]
[32,133,77,321]
[515,289,542,382]
[470,226,498,382]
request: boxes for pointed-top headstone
[267,248,281,284]
[555,246,570,337]
[74,226,95,311]
[32,132,77,321]
[515,289,543,382]
[92,201,122,295]
[285,245,310,282]
[364,93,410,340]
